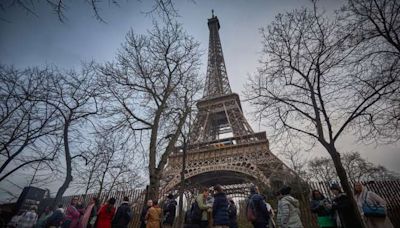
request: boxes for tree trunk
[148,171,161,201]
[51,121,72,208]
[328,145,365,228]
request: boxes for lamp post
[177,134,187,227]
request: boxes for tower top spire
[203,13,232,98]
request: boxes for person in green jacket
[196,187,212,228]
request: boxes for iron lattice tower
[203,12,232,98]
[162,12,294,194]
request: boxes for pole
[178,135,187,227]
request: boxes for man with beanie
[112,196,133,228]
[247,185,269,228]
[276,186,303,228]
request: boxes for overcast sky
[1,0,399,201]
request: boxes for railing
[44,180,400,228]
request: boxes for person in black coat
[112,196,133,228]
[140,200,153,228]
[330,184,363,228]
[227,197,238,228]
[45,205,65,227]
[212,185,230,227]
[248,185,269,228]
[163,194,177,227]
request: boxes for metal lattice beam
[203,15,232,98]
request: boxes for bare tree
[308,152,398,183]
[0,65,59,183]
[99,21,202,200]
[342,0,400,139]
[0,0,178,23]
[31,64,99,207]
[308,157,337,183]
[246,1,398,226]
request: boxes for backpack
[246,197,257,222]
[189,201,202,223]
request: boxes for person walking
[354,182,393,228]
[80,197,99,228]
[276,186,303,228]
[247,185,269,228]
[330,184,362,228]
[212,185,229,228]
[112,196,133,228]
[195,187,212,228]
[17,205,38,228]
[145,200,162,228]
[227,198,238,228]
[63,197,83,228]
[97,198,116,228]
[140,200,153,228]
[162,194,177,228]
[310,190,336,228]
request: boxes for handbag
[362,191,386,217]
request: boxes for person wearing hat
[276,186,303,228]
[330,183,362,228]
[17,205,38,228]
[162,194,177,228]
[112,196,133,228]
[247,185,269,228]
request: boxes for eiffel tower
[163,12,293,193]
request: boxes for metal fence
[49,180,400,228]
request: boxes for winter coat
[277,195,303,228]
[162,199,177,225]
[140,206,149,228]
[79,203,98,228]
[355,190,394,228]
[310,198,333,217]
[46,208,64,227]
[63,205,81,228]
[97,204,116,228]
[145,206,162,228]
[112,201,133,228]
[310,198,336,227]
[196,194,209,221]
[17,211,38,228]
[36,211,52,228]
[212,192,230,225]
[227,203,238,228]
[331,193,362,228]
[248,193,269,227]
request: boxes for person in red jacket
[96,198,116,228]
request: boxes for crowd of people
[6,181,394,228]
[311,182,393,228]
[7,196,133,228]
